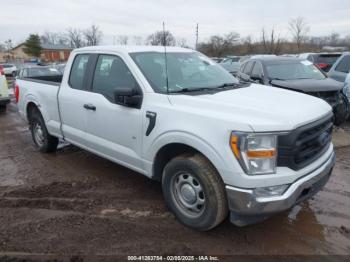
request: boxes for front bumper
[226,152,336,226]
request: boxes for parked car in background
[16,46,336,230]
[0,67,10,113]
[17,66,63,81]
[328,52,350,82]
[0,63,17,77]
[221,56,240,63]
[54,63,66,74]
[298,53,342,73]
[219,57,240,76]
[210,57,225,63]
[238,57,349,125]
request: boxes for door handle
[83,104,96,111]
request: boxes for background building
[8,43,72,63]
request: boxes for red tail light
[15,84,20,103]
[0,66,4,75]
[316,63,328,69]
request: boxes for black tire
[0,105,6,113]
[162,154,228,231]
[29,109,58,153]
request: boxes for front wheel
[29,110,58,153]
[162,154,228,231]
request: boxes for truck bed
[16,77,62,138]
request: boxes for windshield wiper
[168,87,214,93]
[168,82,244,94]
[215,82,241,89]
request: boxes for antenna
[162,22,169,94]
[195,23,199,50]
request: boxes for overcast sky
[1,0,350,47]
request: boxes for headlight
[230,132,277,175]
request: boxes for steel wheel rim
[170,172,206,218]
[33,123,45,147]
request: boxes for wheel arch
[150,133,225,182]
[26,101,40,123]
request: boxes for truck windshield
[267,61,326,81]
[130,52,238,93]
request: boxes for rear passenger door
[83,54,144,172]
[59,53,92,145]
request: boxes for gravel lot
[0,102,349,261]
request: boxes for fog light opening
[254,185,289,198]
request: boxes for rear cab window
[69,54,90,90]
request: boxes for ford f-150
[16,46,335,230]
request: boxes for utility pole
[195,23,199,50]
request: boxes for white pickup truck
[16,46,335,230]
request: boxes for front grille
[277,115,333,170]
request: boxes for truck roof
[75,45,194,54]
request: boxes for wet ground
[0,102,349,260]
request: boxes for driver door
[83,54,144,172]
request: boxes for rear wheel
[29,109,58,153]
[162,154,228,231]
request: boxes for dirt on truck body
[0,103,350,261]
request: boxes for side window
[251,62,263,76]
[335,56,350,73]
[240,63,247,72]
[92,55,138,102]
[69,54,90,90]
[243,61,254,75]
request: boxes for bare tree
[41,31,68,46]
[241,36,255,54]
[117,35,129,45]
[132,36,143,45]
[83,24,103,46]
[261,27,282,54]
[289,16,310,52]
[208,32,240,57]
[3,39,13,61]
[146,30,176,46]
[177,38,188,48]
[67,28,85,48]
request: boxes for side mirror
[114,87,142,108]
[250,74,264,84]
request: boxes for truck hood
[168,84,332,132]
[270,78,344,93]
